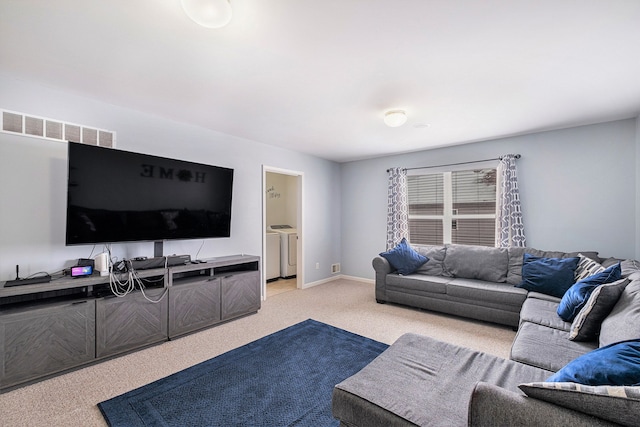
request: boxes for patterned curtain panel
[495,154,526,248]
[386,167,409,250]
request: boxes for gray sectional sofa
[332,244,640,426]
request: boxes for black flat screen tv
[66,142,233,246]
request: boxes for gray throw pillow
[569,278,629,341]
[599,280,640,347]
[519,382,640,427]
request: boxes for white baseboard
[302,274,374,289]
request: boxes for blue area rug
[98,319,388,427]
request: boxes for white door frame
[262,165,304,300]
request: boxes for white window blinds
[408,168,497,246]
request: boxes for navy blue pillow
[516,254,580,298]
[379,238,428,275]
[557,263,622,322]
[547,339,640,386]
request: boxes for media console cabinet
[0,254,260,391]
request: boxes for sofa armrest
[468,382,619,427]
[372,256,392,274]
[372,256,393,302]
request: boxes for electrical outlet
[315,262,320,269]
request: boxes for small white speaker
[94,252,110,276]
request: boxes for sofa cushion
[620,260,640,283]
[574,253,606,281]
[386,273,449,294]
[599,280,640,347]
[443,244,508,282]
[557,263,622,322]
[519,382,640,427]
[379,238,427,275]
[516,254,580,298]
[520,297,571,331]
[547,339,640,386]
[447,278,528,308]
[525,291,563,303]
[413,244,448,276]
[569,278,630,341]
[510,321,597,372]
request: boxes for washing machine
[269,225,297,278]
[266,231,281,281]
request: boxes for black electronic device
[65,142,234,248]
[129,255,191,270]
[77,258,95,268]
[4,265,52,287]
[5,275,52,287]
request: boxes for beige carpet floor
[0,278,516,427]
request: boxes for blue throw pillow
[547,339,640,386]
[557,263,622,322]
[516,254,580,298]
[379,238,428,275]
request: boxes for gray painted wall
[0,73,341,284]
[341,118,639,280]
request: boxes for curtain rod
[387,154,521,172]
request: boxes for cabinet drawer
[0,299,95,389]
[95,289,168,358]
[168,277,221,338]
[220,271,260,320]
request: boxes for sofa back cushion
[443,244,508,282]
[620,259,640,281]
[413,245,448,276]
[599,279,640,347]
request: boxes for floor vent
[1,109,116,147]
[331,263,341,274]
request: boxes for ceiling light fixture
[384,110,407,127]
[181,0,233,29]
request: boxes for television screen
[66,142,233,245]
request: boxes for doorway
[262,166,303,300]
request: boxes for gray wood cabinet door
[0,299,96,389]
[95,289,168,358]
[221,271,261,320]
[168,277,221,338]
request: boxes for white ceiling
[1,0,640,162]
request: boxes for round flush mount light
[181,0,233,29]
[384,110,407,127]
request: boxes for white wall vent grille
[1,109,116,147]
[331,263,341,274]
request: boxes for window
[407,168,497,246]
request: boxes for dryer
[265,231,281,281]
[269,225,297,278]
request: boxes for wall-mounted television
[66,142,233,247]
